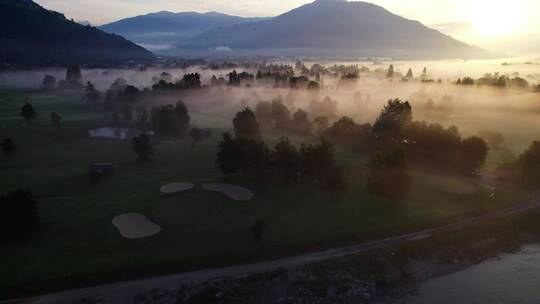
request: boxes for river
[394,245,540,304]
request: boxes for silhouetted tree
[190,128,202,147]
[216,132,270,179]
[321,116,371,149]
[292,109,313,135]
[121,105,133,123]
[456,137,489,176]
[179,73,202,89]
[50,112,61,127]
[386,65,394,78]
[313,116,329,133]
[175,100,190,134]
[373,99,412,148]
[233,108,260,139]
[250,219,267,242]
[368,148,412,200]
[517,141,540,188]
[135,106,149,125]
[83,81,101,105]
[2,138,14,156]
[112,112,120,125]
[299,140,336,181]
[41,75,56,89]
[406,68,413,79]
[20,102,37,123]
[66,66,82,87]
[255,101,274,125]
[307,81,320,91]
[404,122,461,168]
[0,190,39,241]
[272,100,292,131]
[271,137,300,183]
[131,134,153,162]
[124,85,141,102]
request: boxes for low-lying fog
[1,57,539,156]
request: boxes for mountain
[0,0,155,66]
[100,11,270,52]
[173,0,489,59]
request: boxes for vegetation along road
[4,194,540,304]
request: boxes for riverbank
[47,208,540,304]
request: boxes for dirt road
[4,196,540,304]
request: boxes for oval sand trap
[160,182,195,194]
[201,183,254,201]
[112,213,161,239]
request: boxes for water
[88,127,154,140]
[397,245,540,304]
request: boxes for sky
[34,0,540,54]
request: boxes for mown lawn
[0,88,529,295]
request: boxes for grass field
[0,88,529,296]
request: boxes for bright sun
[469,1,525,38]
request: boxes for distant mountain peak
[173,0,490,59]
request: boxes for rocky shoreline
[75,210,540,304]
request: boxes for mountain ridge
[0,0,155,66]
[172,0,489,59]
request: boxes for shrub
[0,190,39,241]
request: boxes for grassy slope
[0,88,528,294]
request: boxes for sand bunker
[201,183,254,201]
[160,182,195,194]
[112,213,161,239]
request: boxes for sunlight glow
[469,1,526,38]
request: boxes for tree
[307,81,320,91]
[455,137,489,176]
[21,103,37,123]
[0,190,39,241]
[272,100,292,131]
[216,132,270,179]
[66,66,82,87]
[292,109,313,135]
[124,85,140,102]
[233,108,260,139]
[406,68,413,79]
[2,138,14,156]
[175,100,190,134]
[83,81,101,105]
[313,116,329,133]
[50,112,61,127]
[386,65,394,78]
[518,141,540,187]
[131,134,154,162]
[41,75,56,89]
[404,122,461,168]
[299,140,336,181]
[135,106,149,125]
[250,219,267,242]
[271,137,300,183]
[373,99,412,147]
[255,101,274,125]
[190,128,202,147]
[121,106,133,123]
[367,148,412,200]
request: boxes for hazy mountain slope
[0,0,155,66]
[100,12,270,51]
[174,0,489,59]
